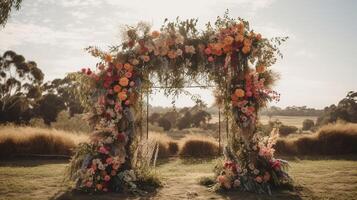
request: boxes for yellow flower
[234,89,245,98]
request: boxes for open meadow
[0,158,357,200]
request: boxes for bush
[168,141,179,155]
[276,123,357,156]
[0,125,88,158]
[279,125,298,136]
[302,119,315,131]
[179,136,219,158]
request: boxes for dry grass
[0,125,88,158]
[276,123,357,156]
[148,132,179,158]
[178,134,220,158]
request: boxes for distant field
[210,115,318,128]
[0,158,356,200]
[260,115,318,128]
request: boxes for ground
[0,158,357,200]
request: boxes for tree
[0,0,22,26]
[157,117,171,131]
[148,112,161,124]
[177,111,192,130]
[317,91,357,125]
[191,110,211,127]
[0,50,44,123]
[302,119,314,131]
[42,74,85,116]
[35,93,65,125]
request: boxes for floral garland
[67,13,287,194]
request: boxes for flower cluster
[73,130,130,192]
[231,70,280,128]
[216,129,292,194]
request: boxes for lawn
[0,158,356,200]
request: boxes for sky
[0,0,356,109]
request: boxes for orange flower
[119,77,129,87]
[115,63,123,70]
[234,89,245,98]
[256,65,266,73]
[235,34,244,43]
[96,184,103,191]
[151,30,160,38]
[223,36,234,45]
[104,54,112,63]
[113,85,121,93]
[243,38,252,47]
[223,45,232,53]
[118,91,127,101]
[124,63,133,71]
[242,46,251,54]
[167,50,177,59]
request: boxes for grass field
[0,158,356,200]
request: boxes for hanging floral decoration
[67,12,289,194]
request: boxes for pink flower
[85,181,93,187]
[104,175,111,182]
[129,81,135,87]
[99,146,109,154]
[255,176,263,183]
[271,160,281,170]
[204,47,212,55]
[106,157,113,165]
[208,56,214,62]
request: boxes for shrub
[167,141,179,155]
[179,135,219,158]
[302,119,315,131]
[279,125,298,136]
[276,123,357,156]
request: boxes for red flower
[271,160,281,170]
[117,132,125,142]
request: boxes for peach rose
[113,85,121,93]
[96,184,103,191]
[256,65,266,73]
[125,72,132,78]
[118,91,127,101]
[234,89,245,98]
[167,50,177,59]
[151,30,160,38]
[223,36,234,45]
[242,46,251,54]
[124,63,133,71]
[115,63,123,70]
[119,77,129,87]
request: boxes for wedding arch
[67,13,291,194]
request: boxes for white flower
[175,34,184,44]
[176,49,183,56]
[253,169,260,175]
[185,45,196,54]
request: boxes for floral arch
[68,13,290,194]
